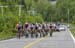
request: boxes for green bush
[20,15,44,23]
[0,14,44,40]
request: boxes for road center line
[24,36,48,48]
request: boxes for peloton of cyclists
[15,22,57,39]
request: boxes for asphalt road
[0,26,75,48]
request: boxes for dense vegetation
[0,0,75,39]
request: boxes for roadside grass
[0,32,16,40]
[70,29,75,38]
[69,24,75,38]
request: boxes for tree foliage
[0,0,75,39]
[56,0,75,23]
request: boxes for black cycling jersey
[35,26,38,30]
[17,24,23,30]
[25,24,29,29]
[50,25,52,29]
[42,25,45,29]
[30,26,33,30]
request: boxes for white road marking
[68,28,75,43]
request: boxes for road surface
[0,26,75,48]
